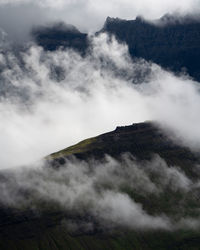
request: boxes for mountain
[101,15,200,81]
[49,122,199,178]
[32,15,200,81]
[2,14,200,249]
[32,22,89,53]
[0,122,200,249]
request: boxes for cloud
[144,73,200,151]
[0,0,200,41]
[0,3,52,42]
[95,191,170,230]
[0,154,199,231]
[0,2,200,234]
[1,0,200,16]
[0,35,149,168]
[0,33,200,168]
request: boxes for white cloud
[0,155,198,231]
[96,191,170,229]
[0,2,200,233]
[0,0,199,39]
[0,36,148,168]
[0,34,200,168]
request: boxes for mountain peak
[105,16,122,23]
[135,15,145,22]
[103,16,124,28]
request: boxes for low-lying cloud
[0,0,200,237]
[0,33,200,231]
[0,154,199,231]
[0,34,200,168]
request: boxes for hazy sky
[0,0,200,40]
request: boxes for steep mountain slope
[32,22,89,53]
[101,15,200,81]
[50,122,199,178]
[0,122,198,249]
[32,15,200,81]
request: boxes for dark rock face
[32,22,89,53]
[32,16,200,81]
[101,15,200,81]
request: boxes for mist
[0,154,199,231]
[0,0,200,41]
[0,34,200,168]
[0,3,200,234]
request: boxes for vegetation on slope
[0,122,200,249]
[49,122,199,178]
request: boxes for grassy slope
[1,226,200,250]
[1,122,200,249]
[49,122,199,178]
[49,137,98,159]
[1,219,200,250]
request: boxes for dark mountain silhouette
[32,15,200,81]
[101,15,200,81]
[32,22,89,53]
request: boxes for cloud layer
[0,15,199,232]
[0,154,199,231]
[0,0,200,41]
[0,34,200,168]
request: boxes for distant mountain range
[33,14,200,82]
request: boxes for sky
[0,0,200,40]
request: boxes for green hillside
[49,122,199,178]
[0,122,200,249]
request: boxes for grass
[6,122,199,249]
[1,224,200,250]
[48,137,98,160]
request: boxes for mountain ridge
[0,13,200,250]
[49,121,199,179]
[0,121,200,249]
[32,14,200,81]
